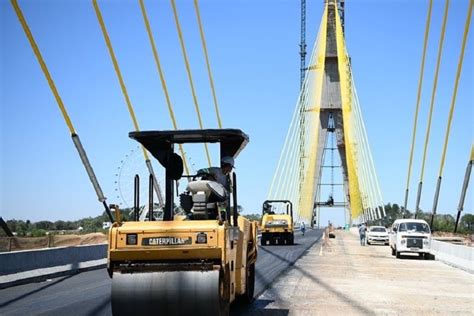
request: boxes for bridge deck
[250,228,474,315]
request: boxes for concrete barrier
[430,240,474,273]
[0,244,107,288]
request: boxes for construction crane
[300,0,307,89]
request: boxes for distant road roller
[260,200,294,245]
[107,129,258,316]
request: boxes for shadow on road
[257,243,376,316]
[86,294,110,316]
[231,299,289,316]
[0,273,77,308]
[233,231,323,315]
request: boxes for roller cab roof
[129,129,249,162]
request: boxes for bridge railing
[430,239,473,273]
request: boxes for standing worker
[301,221,306,236]
[358,222,367,246]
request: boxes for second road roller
[260,200,294,245]
[107,129,258,315]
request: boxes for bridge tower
[311,0,352,227]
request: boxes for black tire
[367,241,371,245]
[219,267,230,316]
[260,236,266,246]
[396,251,401,259]
[391,247,395,256]
[242,263,255,304]
[289,234,294,245]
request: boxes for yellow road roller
[107,129,258,315]
[260,200,294,245]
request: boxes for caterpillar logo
[142,237,192,246]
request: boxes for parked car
[367,226,389,245]
[389,219,432,259]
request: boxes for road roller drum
[111,270,222,316]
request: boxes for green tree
[432,214,455,232]
[459,214,474,233]
[34,221,54,230]
[30,229,47,237]
[242,213,261,222]
[54,220,75,231]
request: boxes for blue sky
[1,0,472,225]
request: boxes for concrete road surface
[247,229,474,315]
[0,229,323,315]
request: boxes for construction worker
[193,156,234,221]
[358,222,367,246]
[197,156,234,191]
[301,221,306,236]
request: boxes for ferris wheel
[114,146,165,220]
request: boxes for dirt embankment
[0,233,107,252]
[432,231,473,246]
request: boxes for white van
[389,219,431,259]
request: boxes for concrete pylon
[311,0,352,227]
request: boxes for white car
[367,226,389,245]
[389,219,431,259]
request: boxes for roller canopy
[129,129,249,166]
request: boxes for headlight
[126,234,137,245]
[423,239,429,244]
[401,239,406,244]
[196,232,207,244]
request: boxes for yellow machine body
[108,216,257,315]
[109,129,255,315]
[261,213,294,245]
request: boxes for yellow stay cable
[11,0,113,221]
[170,0,212,167]
[93,0,142,141]
[93,0,164,206]
[419,0,450,182]
[11,0,75,134]
[138,0,190,175]
[438,0,472,177]
[193,0,223,129]
[429,1,472,226]
[403,0,433,214]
